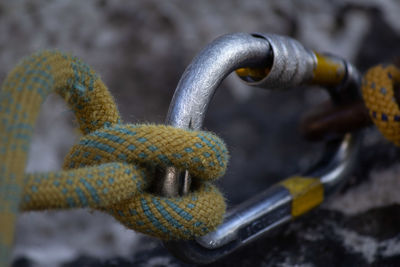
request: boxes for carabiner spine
[196,176,324,249]
[164,179,320,264]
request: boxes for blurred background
[2,0,400,266]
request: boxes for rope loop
[0,49,229,264]
[61,123,229,239]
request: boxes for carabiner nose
[162,33,361,264]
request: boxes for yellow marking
[236,67,270,82]
[312,53,345,86]
[280,176,324,217]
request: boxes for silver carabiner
[162,33,361,264]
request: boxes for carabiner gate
[161,33,361,264]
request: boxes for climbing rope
[1,48,400,266]
[0,51,228,265]
[362,64,400,146]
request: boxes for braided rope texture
[362,64,400,145]
[0,51,228,265]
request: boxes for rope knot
[2,50,229,247]
[0,51,230,265]
[62,123,229,239]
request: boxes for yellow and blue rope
[362,64,400,146]
[0,51,228,266]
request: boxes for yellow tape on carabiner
[280,176,324,217]
[312,53,345,86]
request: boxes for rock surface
[2,0,400,266]
[55,205,400,267]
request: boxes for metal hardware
[162,33,271,196]
[166,135,359,264]
[236,33,316,89]
[162,33,362,264]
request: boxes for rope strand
[0,51,228,266]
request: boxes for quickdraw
[0,32,398,266]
